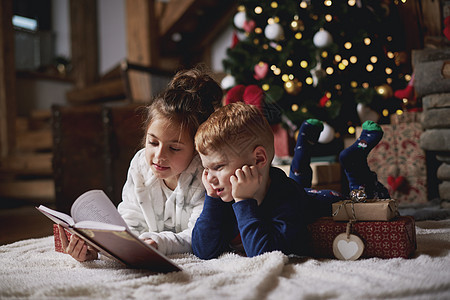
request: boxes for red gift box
[307,216,416,259]
[53,224,72,253]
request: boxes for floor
[0,199,55,246]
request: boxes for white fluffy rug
[1,220,450,300]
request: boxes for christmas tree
[222,0,410,140]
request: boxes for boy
[192,102,389,259]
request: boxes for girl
[60,68,223,261]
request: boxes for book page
[36,205,74,226]
[70,190,128,227]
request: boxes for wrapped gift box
[307,216,416,259]
[332,199,398,221]
[53,224,71,253]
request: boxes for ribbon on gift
[332,188,399,221]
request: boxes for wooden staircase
[0,110,54,204]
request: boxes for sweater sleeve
[138,192,204,255]
[192,195,238,260]
[117,152,149,236]
[232,197,305,257]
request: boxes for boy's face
[145,117,195,189]
[200,149,253,202]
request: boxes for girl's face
[145,116,195,190]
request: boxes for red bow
[225,84,264,111]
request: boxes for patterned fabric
[308,216,416,259]
[367,121,428,205]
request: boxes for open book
[36,190,181,273]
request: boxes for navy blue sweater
[192,167,323,259]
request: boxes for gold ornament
[284,79,302,95]
[375,84,393,99]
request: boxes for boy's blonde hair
[195,102,274,160]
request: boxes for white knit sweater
[117,149,205,255]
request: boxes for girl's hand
[230,165,261,202]
[202,169,218,198]
[58,225,98,262]
[142,238,158,249]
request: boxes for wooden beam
[125,0,159,66]
[70,0,99,89]
[0,0,16,158]
[158,0,197,37]
[66,78,125,103]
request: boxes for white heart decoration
[337,240,358,260]
[333,233,364,261]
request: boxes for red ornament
[444,16,450,41]
[243,20,256,33]
[319,93,330,107]
[231,31,240,49]
[253,62,268,80]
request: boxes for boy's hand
[59,225,98,262]
[202,169,218,198]
[230,165,261,202]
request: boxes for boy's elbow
[192,244,220,260]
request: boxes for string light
[254,6,263,14]
[386,78,393,84]
[268,18,274,24]
[301,107,308,113]
[253,39,259,45]
[291,104,299,111]
[282,74,289,82]
[350,56,357,63]
[286,60,293,67]
[396,109,404,115]
[263,44,269,50]
[348,0,356,6]
[326,67,334,75]
[382,109,389,117]
[335,54,342,62]
[350,81,358,88]
[289,74,294,80]
[370,56,378,63]
[335,84,342,90]
[255,28,262,34]
[295,33,303,39]
[405,74,412,81]
[300,1,308,9]
[274,68,281,75]
[385,67,393,74]
[276,45,283,51]
[324,0,332,7]
[271,65,277,71]
[325,14,332,22]
[262,84,270,91]
[342,59,349,66]
[305,77,313,85]
[274,17,280,23]
[338,63,346,70]
[362,82,369,88]
[387,52,394,59]
[321,51,328,58]
[344,42,352,49]
[271,2,278,8]
[366,64,374,72]
[238,5,245,11]
[300,60,308,68]
[364,38,371,45]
